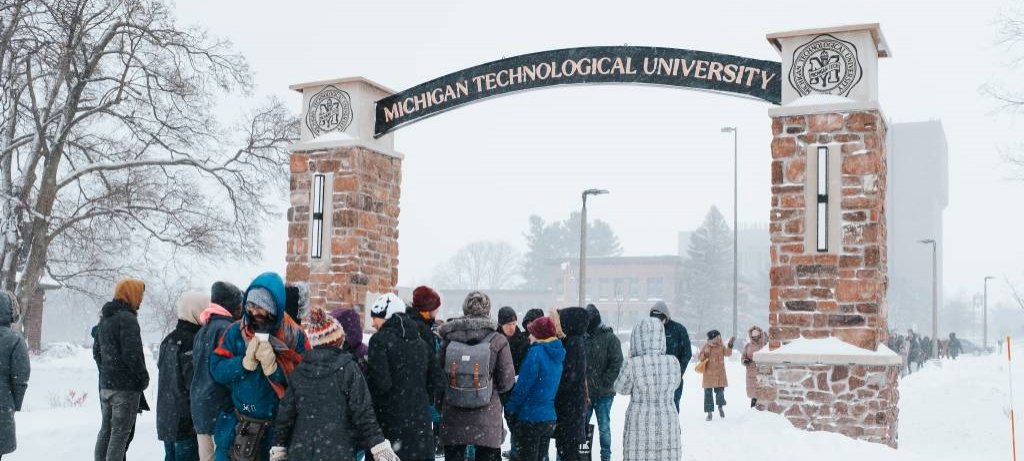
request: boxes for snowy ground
[7,342,1020,461]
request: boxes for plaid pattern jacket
[615,318,682,461]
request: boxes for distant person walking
[948,332,963,360]
[615,318,681,461]
[741,325,766,408]
[191,282,243,461]
[698,329,734,421]
[0,290,30,460]
[93,278,150,461]
[157,292,208,461]
[649,301,692,412]
[584,304,623,461]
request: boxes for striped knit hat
[303,307,345,348]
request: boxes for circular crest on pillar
[305,85,354,137]
[789,34,863,97]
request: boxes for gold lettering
[708,61,724,81]
[744,67,758,87]
[723,64,739,83]
[537,63,552,79]
[658,58,673,76]
[694,61,709,79]
[611,57,626,74]
[456,80,469,97]
[679,59,696,77]
[431,88,444,106]
[485,72,497,90]
[597,57,612,75]
[508,66,524,84]
[383,103,402,122]
[403,97,416,114]
[471,75,486,92]
[625,57,637,74]
[760,70,777,90]
[413,93,428,111]
[577,58,592,76]
[444,85,456,100]
[522,65,537,81]
[561,59,577,77]
[496,70,509,87]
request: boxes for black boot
[718,405,725,418]
[705,412,713,421]
[751,398,758,408]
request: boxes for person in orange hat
[93,278,149,461]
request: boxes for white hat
[370,293,406,320]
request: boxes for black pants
[555,437,581,461]
[703,387,726,413]
[445,445,500,461]
[512,421,555,461]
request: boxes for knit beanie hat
[462,291,491,318]
[707,329,721,340]
[176,292,210,326]
[247,287,277,313]
[527,316,557,340]
[522,308,544,331]
[412,286,441,312]
[370,293,406,320]
[330,308,364,350]
[497,306,517,326]
[303,307,346,348]
[211,281,242,315]
[114,278,146,310]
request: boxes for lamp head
[721,126,736,133]
[917,239,935,244]
[985,276,996,281]
[583,188,609,197]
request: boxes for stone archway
[285,23,901,447]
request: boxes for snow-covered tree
[0,0,297,347]
[681,206,733,334]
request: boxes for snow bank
[754,337,902,366]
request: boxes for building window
[816,146,829,252]
[647,278,664,300]
[614,278,626,299]
[629,278,640,300]
[310,174,326,259]
[599,278,611,300]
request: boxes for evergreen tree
[521,213,623,290]
[681,206,733,334]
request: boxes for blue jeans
[163,439,199,461]
[586,395,614,461]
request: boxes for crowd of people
[887,329,964,376]
[0,276,806,461]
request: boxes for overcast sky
[172,0,1023,306]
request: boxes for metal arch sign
[374,46,782,137]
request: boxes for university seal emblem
[305,85,353,137]
[790,34,862,97]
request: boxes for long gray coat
[0,291,30,455]
[615,318,681,461]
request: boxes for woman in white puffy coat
[614,317,682,461]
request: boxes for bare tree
[0,0,298,347]
[987,9,1024,177]
[432,241,522,290]
[1007,278,1024,310]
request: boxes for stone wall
[286,146,401,314]
[755,362,900,448]
[769,110,889,351]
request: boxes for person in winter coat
[437,291,516,461]
[498,307,529,374]
[584,305,623,461]
[505,316,564,461]
[406,285,447,457]
[649,301,692,412]
[741,325,766,408]
[0,290,29,460]
[614,318,681,461]
[699,330,735,421]
[949,332,963,360]
[522,308,544,332]
[283,283,310,325]
[270,308,400,461]
[93,278,149,461]
[330,308,369,374]
[553,306,590,461]
[158,292,208,461]
[367,293,441,461]
[191,282,242,461]
[210,273,310,461]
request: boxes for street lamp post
[985,275,995,351]
[579,189,609,307]
[722,126,739,338]
[918,239,938,359]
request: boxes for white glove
[256,340,278,376]
[370,440,401,461]
[269,446,287,461]
[242,337,259,371]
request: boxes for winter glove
[727,336,736,349]
[370,440,401,461]
[256,340,278,376]
[269,446,288,461]
[742,358,752,366]
[242,337,260,371]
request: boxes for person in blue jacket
[209,273,309,461]
[504,316,565,461]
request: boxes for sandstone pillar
[286,78,402,316]
[754,24,902,447]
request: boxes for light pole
[722,126,739,338]
[985,275,995,351]
[579,189,609,307]
[918,239,938,359]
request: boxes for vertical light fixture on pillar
[579,188,608,307]
[311,174,326,259]
[721,126,739,338]
[816,146,830,252]
[984,275,995,351]
[918,238,938,358]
